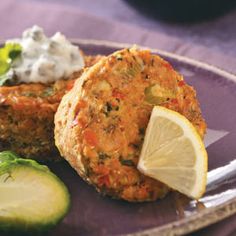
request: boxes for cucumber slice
[0,152,70,232]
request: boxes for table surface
[0,0,236,235]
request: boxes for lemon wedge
[138,106,208,199]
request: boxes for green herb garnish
[41,87,54,97]
[98,152,110,160]
[119,158,135,166]
[0,43,22,86]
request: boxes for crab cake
[0,55,103,161]
[55,47,206,202]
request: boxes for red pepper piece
[163,62,173,70]
[78,118,87,128]
[171,98,178,104]
[77,99,87,109]
[98,175,110,187]
[178,80,185,87]
[83,128,98,147]
[66,80,76,91]
[112,89,125,100]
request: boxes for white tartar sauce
[7,25,85,84]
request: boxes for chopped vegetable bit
[103,102,119,116]
[0,43,22,86]
[178,80,185,87]
[112,89,125,100]
[66,80,76,91]
[98,152,110,160]
[114,60,143,79]
[98,175,110,187]
[96,80,111,92]
[116,54,123,61]
[162,61,173,70]
[83,129,98,147]
[41,87,55,97]
[171,98,178,104]
[119,157,135,166]
[145,84,176,105]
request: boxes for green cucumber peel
[0,151,49,172]
[0,151,19,163]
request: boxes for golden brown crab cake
[55,47,206,202]
[0,55,103,161]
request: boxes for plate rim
[1,38,236,235]
[72,38,236,84]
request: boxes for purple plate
[4,40,236,235]
[52,40,236,236]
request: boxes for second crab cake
[55,47,206,202]
[0,55,102,161]
[0,25,103,161]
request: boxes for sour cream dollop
[7,25,85,84]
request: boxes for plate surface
[7,40,236,236]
